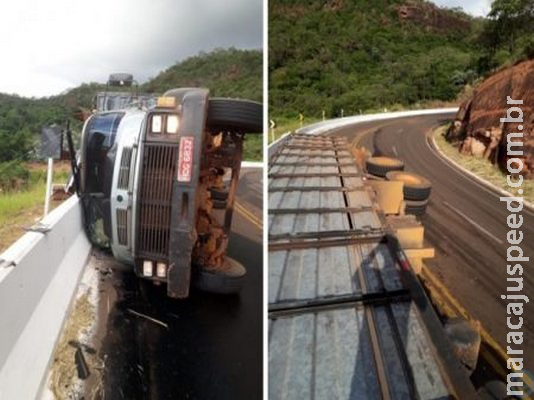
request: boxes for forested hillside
[143,48,262,102]
[0,48,262,164]
[269,0,534,118]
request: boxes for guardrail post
[44,157,53,216]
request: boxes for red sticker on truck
[177,136,194,182]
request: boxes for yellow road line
[234,200,263,231]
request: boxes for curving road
[329,113,534,370]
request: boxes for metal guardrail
[0,196,91,399]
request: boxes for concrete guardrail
[268,108,459,159]
[0,196,91,399]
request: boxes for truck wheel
[210,188,229,201]
[194,257,246,294]
[366,157,404,178]
[405,199,429,216]
[386,171,432,201]
[207,98,262,133]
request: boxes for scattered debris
[168,312,181,320]
[24,222,51,233]
[43,262,101,400]
[75,347,91,380]
[126,308,168,329]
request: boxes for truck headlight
[143,260,154,277]
[151,115,162,134]
[166,115,179,134]
[156,262,167,278]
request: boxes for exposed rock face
[397,1,471,35]
[447,60,534,178]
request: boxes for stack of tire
[365,157,432,217]
[365,157,405,178]
[386,171,432,216]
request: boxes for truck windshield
[81,111,124,249]
[84,112,124,194]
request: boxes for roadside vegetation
[269,0,534,120]
[0,163,70,252]
[434,126,534,203]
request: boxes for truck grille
[116,209,129,246]
[137,143,178,259]
[117,147,133,190]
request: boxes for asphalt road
[331,114,534,370]
[87,167,263,399]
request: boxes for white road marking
[392,146,398,157]
[425,133,534,218]
[442,201,504,245]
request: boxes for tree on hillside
[486,0,534,53]
[0,128,34,162]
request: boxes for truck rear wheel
[207,98,262,133]
[194,257,246,294]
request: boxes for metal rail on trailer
[268,134,477,399]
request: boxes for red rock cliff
[447,60,534,178]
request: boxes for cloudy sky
[0,0,262,98]
[432,0,493,17]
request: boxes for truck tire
[405,199,429,216]
[386,171,432,201]
[366,157,404,178]
[194,257,246,294]
[207,98,262,133]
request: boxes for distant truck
[75,74,262,298]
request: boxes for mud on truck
[73,74,262,298]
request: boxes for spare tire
[366,157,404,178]
[405,199,429,216]
[386,171,432,201]
[207,98,262,133]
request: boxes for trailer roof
[268,134,475,399]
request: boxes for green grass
[434,126,534,203]
[0,184,46,225]
[0,163,70,251]
[243,134,263,161]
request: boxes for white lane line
[392,145,399,157]
[442,201,504,245]
[425,133,534,217]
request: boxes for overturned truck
[76,76,262,298]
